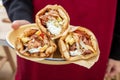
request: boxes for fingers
[105,59,120,78]
[109,68,117,78]
[12,21,20,30]
[105,60,113,77]
[106,64,116,78]
[12,20,31,30]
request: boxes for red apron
[15,0,117,80]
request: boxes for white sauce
[70,50,81,56]
[46,20,61,35]
[28,48,40,53]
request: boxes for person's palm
[12,20,31,30]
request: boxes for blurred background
[0,0,16,80]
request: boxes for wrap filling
[40,10,64,36]
[17,29,55,57]
[65,30,94,57]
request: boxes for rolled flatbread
[36,4,70,39]
[15,28,57,58]
[58,25,100,61]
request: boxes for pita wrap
[36,4,70,40]
[6,4,100,68]
[15,24,57,58]
[58,25,100,61]
[6,24,100,68]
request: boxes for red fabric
[15,0,117,80]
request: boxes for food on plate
[36,4,70,39]
[15,28,57,58]
[13,4,100,66]
[58,25,100,61]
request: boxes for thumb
[12,20,31,30]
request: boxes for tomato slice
[40,33,44,39]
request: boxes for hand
[12,20,31,30]
[105,58,120,78]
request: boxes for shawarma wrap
[15,27,57,58]
[36,4,70,39]
[58,25,100,61]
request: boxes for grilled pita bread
[58,25,100,61]
[15,27,57,58]
[36,4,70,40]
